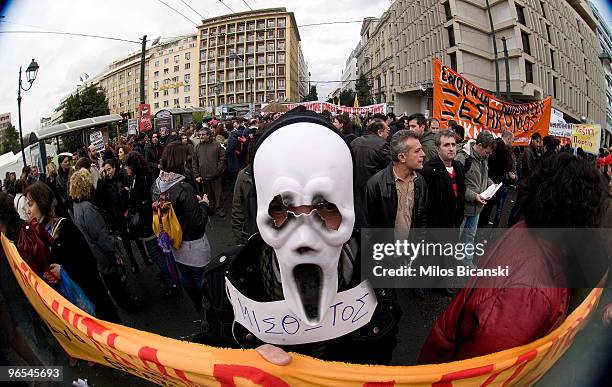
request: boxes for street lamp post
[17,59,39,169]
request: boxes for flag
[353,95,359,108]
[79,76,83,82]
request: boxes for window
[278,53,285,63]
[164,90,169,96]
[267,67,275,76]
[278,41,285,50]
[278,18,286,27]
[164,68,169,75]
[184,73,190,82]
[449,52,457,71]
[267,54,275,64]
[184,63,190,70]
[277,65,285,76]
[521,32,531,55]
[550,49,555,70]
[153,81,159,89]
[267,42,275,51]
[154,91,159,98]
[278,78,285,88]
[267,30,275,39]
[155,60,159,67]
[174,55,179,63]
[184,84,190,92]
[444,3,452,20]
[553,76,558,98]
[525,61,533,83]
[267,19,275,28]
[540,1,546,18]
[154,102,159,109]
[164,100,169,107]
[174,65,179,72]
[173,87,179,94]
[516,4,526,26]
[174,98,179,105]
[278,29,285,38]
[164,58,169,64]
[447,26,455,46]
[185,52,190,60]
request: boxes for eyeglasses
[268,195,342,230]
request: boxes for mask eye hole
[268,195,290,228]
[314,200,342,231]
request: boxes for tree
[58,84,109,152]
[339,89,356,107]
[192,111,204,126]
[355,74,373,106]
[0,124,21,154]
[304,85,318,102]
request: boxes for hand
[44,264,61,284]
[197,194,209,205]
[602,303,612,328]
[475,195,487,205]
[196,177,203,183]
[508,172,516,181]
[255,344,292,366]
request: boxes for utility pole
[502,37,510,100]
[485,0,500,98]
[140,35,147,104]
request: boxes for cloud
[0,0,391,134]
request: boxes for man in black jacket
[351,119,391,227]
[421,130,466,228]
[365,130,427,233]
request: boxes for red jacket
[419,222,569,364]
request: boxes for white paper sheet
[480,182,503,200]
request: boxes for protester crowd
[0,107,610,375]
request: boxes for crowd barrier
[2,234,602,386]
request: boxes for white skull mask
[254,121,355,326]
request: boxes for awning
[35,114,123,141]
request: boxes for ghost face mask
[253,121,355,326]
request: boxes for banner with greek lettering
[433,59,552,146]
[225,278,377,345]
[1,235,603,386]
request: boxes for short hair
[161,142,188,174]
[136,133,147,142]
[475,130,495,148]
[390,130,421,162]
[335,113,351,128]
[371,113,386,121]
[428,117,440,127]
[386,112,396,121]
[501,130,514,140]
[102,158,118,169]
[435,129,456,147]
[452,124,465,140]
[366,119,386,135]
[407,113,427,128]
[531,132,542,141]
[74,157,93,171]
[24,182,57,221]
[69,168,93,200]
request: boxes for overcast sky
[0,0,610,135]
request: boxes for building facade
[196,8,303,109]
[357,13,395,108]
[341,43,360,92]
[0,112,11,143]
[591,3,612,146]
[298,43,309,100]
[357,0,605,126]
[148,35,198,114]
[98,51,151,119]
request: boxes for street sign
[90,130,104,152]
[127,119,138,135]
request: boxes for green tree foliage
[339,89,356,107]
[304,85,318,102]
[192,111,205,126]
[0,124,21,154]
[58,85,109,152]
[355,73,373,106]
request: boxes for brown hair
[24,181,57,222]
[160,142,188,174]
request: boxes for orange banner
[433,59,552,146]
[1,234,602,386]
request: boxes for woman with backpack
[123,151,179,296]
[153,142,211,312]
[22,182,120,323]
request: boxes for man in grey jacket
[408,113,437,162]
[192,127,227,217]
[454,130,495,267]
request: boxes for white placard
[89,130,104,152]
[127,119,138,135]
[225,278,378,345]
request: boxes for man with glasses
[192,128,226,217]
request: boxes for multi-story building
[196,8,304,109]
[148,35,198,114]
[357,0,605,126]
[342,43,360,92]
[591,3,612,146]
[356,12,395,109]
[98,51,151,118]
[0,112,11,143]
[298,43,309,100]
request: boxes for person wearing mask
[365,130,427,235]
[419,153,608,364]
[13,179,28,220]
[98,159,153,274]
[421,130,466,228]
[351,119,391,227]
[407,113,437,162]
[153,143,211,312]
[23,182,121,323]
[123,151,178,295]
[455,130,495,267]
[192,128,226,217]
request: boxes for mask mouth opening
[293,264,322,322]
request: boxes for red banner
[282,102,387,115]
[433,59,552,145]
[138,103,153,132]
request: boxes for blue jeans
[459,214,480,265]
[175,262,205,290]
[493,185,509,226]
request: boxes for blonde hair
[46,162,57,177]
[69,168,93,200]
